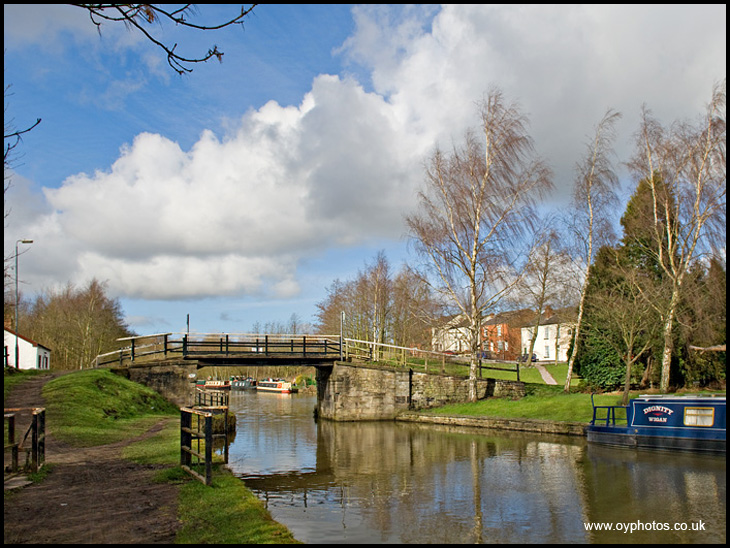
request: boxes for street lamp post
[15,239,33,369]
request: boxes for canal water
[226,391,725,544]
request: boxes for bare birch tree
[629,80,726,392]
[519,227,575,363]
[407,88,553,401]
[564,109,622,392]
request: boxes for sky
[4,4,726,336]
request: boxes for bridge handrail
[90,333,343,367]
[343,338,464,372]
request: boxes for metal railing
[181,333,341,357]
[90,333,520,380]
[91,333,342,368]
[589,393,629,426]
[342,338,520,380]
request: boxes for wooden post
[31,408,45,473]
[180,409,191,469]
[6,413,18,472]
[204,414,213,486]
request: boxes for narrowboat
[230,376,257,390]
[587,394,725,454]
[256,378,298,394]
[203,379,231,390]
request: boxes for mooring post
[204,414,213,485]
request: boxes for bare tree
[72,4,258,74]
[407,88,553,401]
[518,227,575,363]
[629,80,726,392]
[564,109,622,392]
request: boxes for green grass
[8,368,300,544]
[422,384,627,423]
[42,369,178,446]
[176,469,301,544]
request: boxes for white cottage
[4,328,51,370]
[431,314,473,353]
[520,308,576,362]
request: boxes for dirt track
[4,374,181,544]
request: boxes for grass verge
[421,384,626,423]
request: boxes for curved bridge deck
[93,333,342,368]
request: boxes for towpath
[4,373,180,543]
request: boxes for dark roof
[4,328,52,352]
[483,309,536,327]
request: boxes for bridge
[91,332,468,371]
[93,332,343,368]
[93,332,525,421]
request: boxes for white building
[431,314,472,353]
[4,328,51,370]
[520,309,576,362]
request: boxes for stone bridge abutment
[316,361,525,421]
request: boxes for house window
[545,346,550,359]
[684,407,714,427]
[544,326,549,339]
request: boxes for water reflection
[227,392,725,544]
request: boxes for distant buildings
[482,309,535,361]
[431,314,471,353]
[520,307,576,362]
[3,328,51,370]
[431,307,576,362]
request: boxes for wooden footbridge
[91,332,467,372]
[92,333,345,368]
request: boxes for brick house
[481,309,535,361]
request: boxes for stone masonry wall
[317,362,525,421]
[112,360,196,407]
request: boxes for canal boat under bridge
[587,394,726,454]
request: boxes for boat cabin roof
[634,394,725,402]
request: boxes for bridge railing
[91,333,180,367]
[342,338,521,380]
[90,333,343,367]
[343,338,460,373]
[180,333,341,357]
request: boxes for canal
[226,391,725,544]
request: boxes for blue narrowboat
[587,394,726,454]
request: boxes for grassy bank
[7,368,299,544]
[421,384,622,423]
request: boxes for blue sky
[4,4,726,336]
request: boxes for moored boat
[587,393,725,454]
[230,376,257,390]
[256,378,298,394]
[203,379,231,390]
